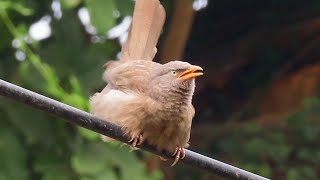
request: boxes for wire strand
[0,79,269,180]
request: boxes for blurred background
[0,0,320,179]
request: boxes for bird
[90,0,203,166]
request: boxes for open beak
[179,65,203,80]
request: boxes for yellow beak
[178,65,203,80]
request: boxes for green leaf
[40,12,113,93]
[303,97,320,108]
[78,127,100,140]
[62,92,88,110]
[33,144,74,180]
[287,111,306,128]
[85,0,116,34]
[114,0,134,17]
[42,172,71,180]
[34,155,63,173]
[242,123,262,134]
[71,141,161,180]
[102,144,158,180]
[0,1,33,16]
[0,128,29,180]
[241,163,271,178]
[4,103,57,145]
[60,0,82,9]
[302,125,319,142]
[90,168,118,180]
[288,167,317,180]
[287,168,302,180]
[71,142,109,175]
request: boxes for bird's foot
[171,147,186,166]
[159,156,168,161]
[128,134,143,150]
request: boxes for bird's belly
[104,89,136,103]
[142,115,191,152]
[90,89,137,121]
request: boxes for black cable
[0,79,269,180]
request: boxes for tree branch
[0,79,269,180]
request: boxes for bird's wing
[91,88,160,139]
[120,0,166,61]
[103,60,159,92]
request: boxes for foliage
[198,97,320,180]
[0,0,160,179]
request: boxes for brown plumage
[90,0,203,166]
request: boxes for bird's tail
[120,0,166,61]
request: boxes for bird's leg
[128,134,143,149]
[171,147,186,166]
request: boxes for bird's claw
[128,134,143,149]
[171,147,186,166]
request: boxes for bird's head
[149,61,203,102]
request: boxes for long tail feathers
[120,0,166,61]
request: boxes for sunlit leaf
[85,0,116,34]
[0,1,33,16]
[60,0,82,9]
[78,127,100,140]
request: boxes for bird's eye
[171,71,177,76]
